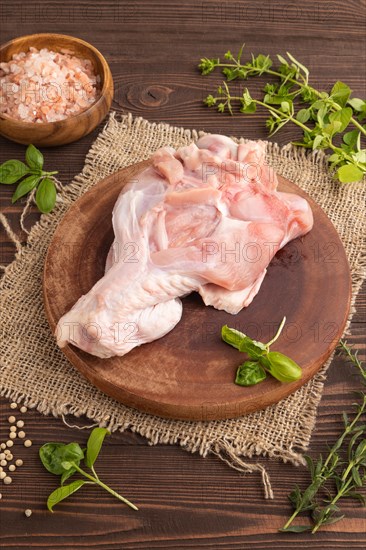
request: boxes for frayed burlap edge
[1,112,365,499]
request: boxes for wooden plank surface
[0,0,365,547]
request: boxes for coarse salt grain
[0,47,99,123]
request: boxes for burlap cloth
[1,112,365,498]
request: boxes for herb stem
[73,464,138,511]
[214,62,366,136]
[266,316,286,348]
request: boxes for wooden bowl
[0,34,114,146]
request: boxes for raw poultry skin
[56,135,313,358]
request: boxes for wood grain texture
[0,34,113,146]
[0,0,365,547]
[43,164,351,420]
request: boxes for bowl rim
[0,32,113,127]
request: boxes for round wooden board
[43,161,351,421]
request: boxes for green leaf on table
[85,427,110,468]
[279,525,311,533]
[337,164,364,183]
[35,177,56,213]
[330,81,351,107]
[260,352,302,383]
[347,98,365,112]
[11,174,40,203]
[235,361,267,386]
[47,480,88,512]
[221,325,266,358]
[61,466,77,485]
[296,109,310,123]
[343,129,360,150]
[0,160,29,184]
[25,144,44,171]
[39,442,84,475]
[329,107,353,133]
[312,134,324,150]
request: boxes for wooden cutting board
[43,161,351,421]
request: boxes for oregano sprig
[0,144,59,213]
[39,427,138,512]
[281,340,366,533]
[199,47,366,183]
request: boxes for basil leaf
[47,480,88,512]
[0,160,29,184]
[35,177,56,213]
[221,325,266,358]
[85,427,110,468]
[61,466,77,485]
[11,174,40,203]
[25,144,44,171]
[337,164,364,183]
[260,352,302,383]
[235,361,267,386]
[330,81,351,107]
[39,442,84,475]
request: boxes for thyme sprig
[281,340,366,533]
[199,47,366,183]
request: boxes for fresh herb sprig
[39,427,138,512]
[281,340,366,533]
[0,144,59,213]
[199,47,366,183]
[222,316,302,386]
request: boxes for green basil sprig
[222,316,302,386]
[39,427,138,512]
[0,144,59,213]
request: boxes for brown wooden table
[1,1,365,548]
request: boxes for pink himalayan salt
[0,47,100,123]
